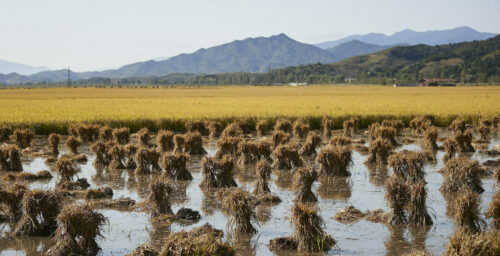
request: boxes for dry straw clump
[453,191,485,233]
[486,191,500,230]
[0,183,27,222]
[448,118,467,132]
[13,128,34,149]
[0,125,11,143]
[215,136,242,160]
[408,181,433,225]
[410,116,432,135]
[186,120,207,135]
[271,130,291,149]
[236,140,258,166]
[272,143,303,170]
[85,187,113,200]
[382,120,404,135]
[173,134,185,154]
[365,138,392,166]
[343,118,358,137]
[47,203,106,256]
[388,151,426,183]
[159,223,235,256]
[221,188,258,234]
[316,145,352,176]
[14,190,60,237]
[88,197,136,211]
[108,145,126,169]
[69,124,100,142]
[256,139,273,162]
[48,133,60,155]
[112,127,130,145]
[200,155,237,189]
[442,138,458,162]
[221,123,243,138]
[135,148,151,175]
[423,126,438,150]
[148,178,173,217]
[454,129,475,153]
[477,124,490,142]
[274,119,292,133]
[299,131,322,156]
[148,148,162,173]
[334,205,366,223]
[137,128,153,148]
[208,121,223,140]
[256,120,268,137]
[370,124,398,146]
[65,136,82,154]
[90,140,110,166]
[156,130,174,152]
[322,117,335,138]
[292,119,310,138]
[0,144,23,172]
[254,160,271,195]
[385,175,409,225]
[124,143,138,169]
[292,168,318,202]
[445,229,500,256]
[1,170,52,182]
[162,152,192,180]
[291,203,336,252]
[99,125,113,141]
[440,158,484,193]
[183,132,206,155]
[329,135,352,147]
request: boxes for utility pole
[67,67,71,86]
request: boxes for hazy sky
[1,0,499,71]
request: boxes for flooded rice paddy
[0,129,498,256]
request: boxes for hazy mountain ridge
[315,26,496,49]
[0,59,49,75]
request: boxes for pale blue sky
[1,0,498,71]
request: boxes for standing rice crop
[299,131,322,156]
[291,203,336,252]
[292,119,309,138]
[156,130,174,152]
[292,168,318,202]
[316,145,352,176]
[65,136,81,155]
[48,133,60,155]
[322,117,335,138]
[112,127,130,145]
[221,188,258,234]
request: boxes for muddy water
[0,130,498,256]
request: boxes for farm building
[418,78,456,86]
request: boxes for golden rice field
[1,85,499,134]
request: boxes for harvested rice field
[1,86,500,134]
[0,118,499,255]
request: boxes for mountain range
[0,26,497,85]
[315,26,496,49]
[0,59,49,75]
